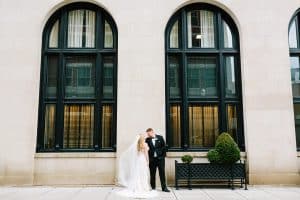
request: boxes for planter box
[175,160,247,190]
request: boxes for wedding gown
[116,136,158,198]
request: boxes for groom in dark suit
[145,128,170,192]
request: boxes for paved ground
[0,186,300,200]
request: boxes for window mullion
[182,53,189,150]
[217,12,226,133]
[94,53,102,150]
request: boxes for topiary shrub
[207,132,240,165]
[207,149,221,164]
[181,154,193,164]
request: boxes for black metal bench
[175,160,247,190]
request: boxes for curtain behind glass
[187,10,215,48]
[170,20,179,48]
[189,105,218,148]
[227,105,238,141]
[104,21,113,48]
[63,104,94,148]
[44,104,56,149]
[223,20,233,48]
[102,105,113,148]
[170,104,181,148]
[68,10,95,48]
[289,18,298,48]
[225,56,236,97]
[49,20,59,48]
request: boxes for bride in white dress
[116,134,158,198]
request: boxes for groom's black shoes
[162,188,170,192]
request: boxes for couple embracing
[117,128,170,198]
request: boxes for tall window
[289,11,300,150]
[37,3,117,152]
[165,4,244,151]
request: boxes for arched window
[37,3,117,152]
[289,11,300,150]
[165,4,244,151]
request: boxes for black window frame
[165,3,245,151]
[289,9,300,151]
[36,2,118,152]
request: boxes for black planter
[175,160,247,190]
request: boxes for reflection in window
[225,56,236,97]
[102,105,113,148]
[44,104,56,149]
[103,57,114,98]
[68,10,95,48]
[187,57,217,97]
[223,20,233,48]
[104,20,113,48]
[49,20,59,48]
[291,57,300,97]
[289,18,298,48]
[170,20,179,48]
[63,104,94,148]
[170,104,181,148]
[189,105,219,148]
[46,56,58,97]
[169,56,180,97]
[187,10,215,48]
[65,56,95,98]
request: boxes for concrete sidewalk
[0,186,299,200]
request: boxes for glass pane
[227,104,238,141]
[187,10,215,48]
[169,104,181,148]
[223,20,233,48]
[65,56,95,98]
[44,104,56,149]
[63,104,94,148]
[187,57,217,97]
[46,55,58,97]
[289,18,298,48]
[169,56,180,97]
[68,9,95,48]
[189,105,218,148]
[104,20,113,48]
[290,56,300,97]
[102,105,113,148]
[170,20,179,48]
[49,20,59,48]
[103,57,114,98]
[293,104,300,149]
[225,56,236,97]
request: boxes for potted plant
[181,154,193,164]
[175,132,247,190]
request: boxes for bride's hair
[137,134,145,152]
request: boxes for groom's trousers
[149,157,167,190]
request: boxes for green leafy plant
[181,154,193,164]
[207,149,221,164]
[207,132,240,165]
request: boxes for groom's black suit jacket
[146,135,167,159]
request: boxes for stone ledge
[34,153,116,158]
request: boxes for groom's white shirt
[151,135,157,157]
